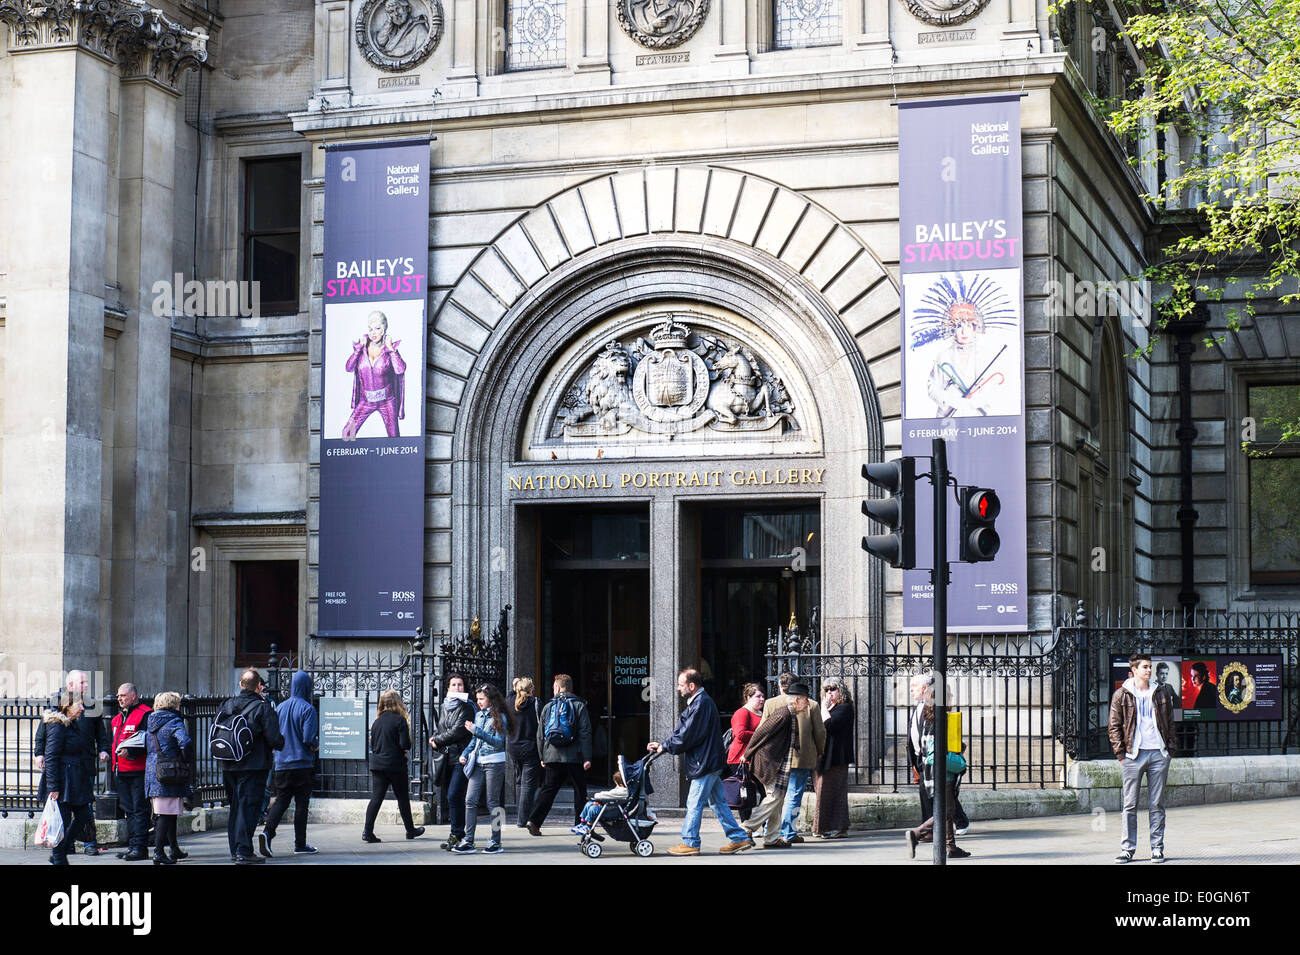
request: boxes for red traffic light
[968,489,1000,522]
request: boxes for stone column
[0,2,206,687]
[712,0,748,70]
[855,0,892,65]
[108,60,183,693]
[444,0,479,95]
[0,39,112,680]
[648,496,683,805]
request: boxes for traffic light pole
[931,437,949,867]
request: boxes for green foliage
[1089,0,1300,329]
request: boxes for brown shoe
[719,838,754,854]
[789,834,805,844]
[764,838,791,849]
[668,844,701,856]
[525,821,542,837]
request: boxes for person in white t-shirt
[1107,653,1178,864]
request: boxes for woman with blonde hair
[363,689,425,842]
[508,676,542,827]
[145,691,192,864]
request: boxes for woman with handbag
[145,691,192,864]
[40,692,95,866]
[363,690,425,843]
[904,700,970,859]
[430,673,475,850]
[725,683,765,821]
[813,680,854,838]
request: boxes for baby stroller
[578,751,661,858]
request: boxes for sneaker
[954,826,969,836]
[668,843,701,855]
[233,854,265,865]
[1114,849,1134,864]
[905,830,917,859]
[406,827,425,840]
[569,822,591,836]
[1151,848,1166,864]
[719,839,754,854]
[294,844,319,854]
[440,835,461,851]
[482,842,504,854]
[948,846,971,859]
[451,841,478,854]
[257,831,273,858]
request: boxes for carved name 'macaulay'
[508,467,825,492]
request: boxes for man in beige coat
[762,672,825,843]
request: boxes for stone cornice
[0,1,207,88]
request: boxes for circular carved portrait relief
[902,0,992,27]
[355,0,444,72]
[616,0,710,49]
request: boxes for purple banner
[899,96,1027,632]
[319,140,428,637]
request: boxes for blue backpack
[544,695,576,747]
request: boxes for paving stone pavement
[4,797,1296,866]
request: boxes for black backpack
[210,698,260,763]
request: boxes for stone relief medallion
[902,0,992,27]
[616,0,710,49]
[557,317,798,440]
[355,0,443,72]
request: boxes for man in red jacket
[111,684,152,861]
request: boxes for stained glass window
[774,0,841,50]
[506,0,566,71]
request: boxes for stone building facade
[1,0,1296,772]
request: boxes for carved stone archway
[428,165,900,671]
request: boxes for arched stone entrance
[431,165,898,799]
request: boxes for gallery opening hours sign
[319,139,429,637]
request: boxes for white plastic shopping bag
[35,795,64,848]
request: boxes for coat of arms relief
[554,318,798,440]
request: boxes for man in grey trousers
[1107,652,1178,864]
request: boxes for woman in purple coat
[342,310,406,439]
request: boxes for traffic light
[861,457,916,569]
[959,486,1001,562]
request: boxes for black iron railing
[1054,605,1300,761]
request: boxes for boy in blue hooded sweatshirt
[259,671,319,856]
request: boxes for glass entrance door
[539,508,650,785]
[697,504,820,713]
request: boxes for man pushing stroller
[647,669,754,856]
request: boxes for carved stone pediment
[355,0,443,72]
[546,315,802,445]
[615,0,709,49]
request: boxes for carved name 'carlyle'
[509,467,826,492]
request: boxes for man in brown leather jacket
[1107,653,1177,865]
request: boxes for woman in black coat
[429,673,475,849]
[362,690,425,842]
[41,693,96,865]
[813,680,854,838]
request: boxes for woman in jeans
[362,690,425,842]
[452,684,510,854]
[509,676,542,827]
[430,673,475,850]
